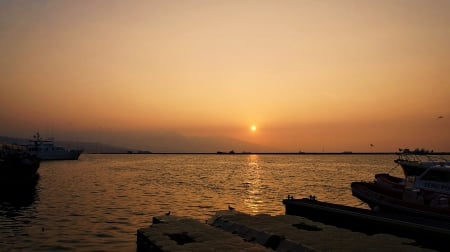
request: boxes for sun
[251,125,257,132]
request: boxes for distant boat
[0,143,40,188]
[24,132,83,160]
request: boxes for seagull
[437,116,444,119]
[370,144,374,147]
[165,211,171,216]
[228,204,235,211]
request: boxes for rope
[387,163,400,174]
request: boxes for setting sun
[0,1,449,153]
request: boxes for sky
[1,0,449,152]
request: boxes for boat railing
[396,149,449,167]
[425,156,450,166]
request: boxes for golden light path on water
[243,155,263,214]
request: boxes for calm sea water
[0,154,405,251]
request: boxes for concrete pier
[137,211,435,251]
[137,214,271,252]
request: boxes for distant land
[0,131,275,153]
[0,136,140,154]
[1,135,449,155]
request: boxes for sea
[0,154,409,251]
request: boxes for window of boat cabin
[421,170,450,183]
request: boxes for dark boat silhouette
[1,143,40,189]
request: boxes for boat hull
[395,160,429,177]
[374,173,405,193]
[351,181,450,222]
[36,149,82,160]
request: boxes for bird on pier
[228,204,235,211]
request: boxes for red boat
[374,173,405,193]
[351,181,450,222]
[375,162,450,195]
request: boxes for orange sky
[1,1,449,152]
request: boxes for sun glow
[251,125,257,132]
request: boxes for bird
[370,144,374,147]
[437,116,444,119]
[165,211,171,216]
[228,204,235,211]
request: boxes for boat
[350,150,450,225]
[0,143,40,188]
[375,164,450,197]
[374,173,405,193]
[25,132,83,160]
[395,148,450,177]
[351,181,450,221]
[351,158,450,220]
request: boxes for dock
[283,197,450,251]
[137,210,433,251]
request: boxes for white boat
[25,133,82,160]
[395,148,450,177]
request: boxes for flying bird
[370,144,374,147]
[437,116,444,119]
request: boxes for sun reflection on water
[243,155,264,214]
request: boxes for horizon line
[88,151,450,155]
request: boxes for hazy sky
[1,0,449,152]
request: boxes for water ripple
[0,153,414,251]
